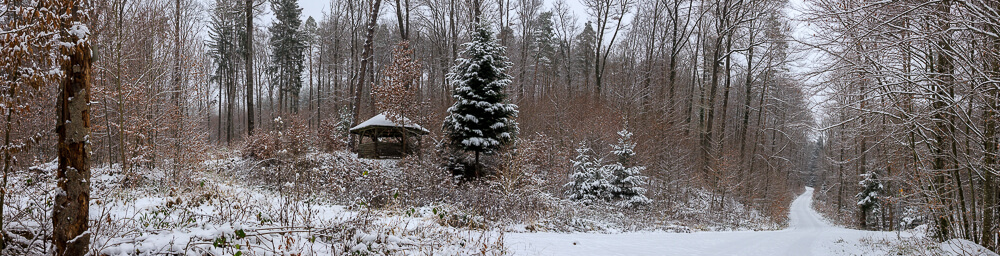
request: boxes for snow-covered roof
[349,113,430,135]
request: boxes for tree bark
[227,62,234,144]
[981,0,1000,248]
[0,92,13,249]
[115,0,128,173]
[738,24,754,175]
[395,0,409,40]
[353,0,383,150]
[246,0,255,136]
[450,0,458,66]
[930,0,954,241]
[53,1,93,254]
[173,0,184,176]
[701,35,723,184]
[319,41,324,126]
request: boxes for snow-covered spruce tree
[605,127,652,207]
[565,142,616,204]
[856,170,883,229]
[443,23,519,176]
[269,0,305,112]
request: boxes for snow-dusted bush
[319,119,349,152]
[318,107,353,152]
[565,128,651,207]
[243,116,313,160]
[392,146,553,226]
[564,142,616,204]
[494,135,551,194]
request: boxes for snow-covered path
[505,187,906,256]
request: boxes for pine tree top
[611,126,636,164]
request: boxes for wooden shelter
[350,113,429,159]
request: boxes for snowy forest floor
[5,152,506,255]
[8,151,986,255]
[505,187,997,256]
[5,150,774,255]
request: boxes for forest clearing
[2,0,1000,255]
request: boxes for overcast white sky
[785,0,829,133]
[294,0,329,23]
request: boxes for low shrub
[319,119,349,152]
[243,116,313,160]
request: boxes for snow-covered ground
[4,155,505,255]
[9,153,998,255]
[505,187,997,256]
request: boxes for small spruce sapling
[856,170,883,229]
[565,142,615,204]
[605,127,652,207]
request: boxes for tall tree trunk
[858,77,869,229]
[395,0,409,40]
[981,0,1000,248]
[931,0,954,240]
[0,93,13,249]
[218,74,223,142]
[449,0,457,66]
[701,35,723,184]
[53,1,93,254]
[594,13,603,98]
[838,132,845,217]
[309,43,315,128]
[685,24,701,136]
[173,0,183,176]
[114,0,128,173]
[472,0,482,24]
[749,64,770,201]
[719,35,733,150]
[739,25,755,176]
[519,18,529,101]
[227,70,234,144]
[353,0,383,150]
[667,23,680,116]
[246,0,255,136]
[641,2,659,109]
[319,42,325,126]
[592,1,627,99]
[666,0,689,114]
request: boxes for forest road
[505,187,897,256]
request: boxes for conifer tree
[444,23,519,175]
[565,142,615,204]
[269,0,305,112]
[531,11,557,69]
[207,0,241,143]
[857,170,883,229]
[574,22,596,93]
[605,126,651,207]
